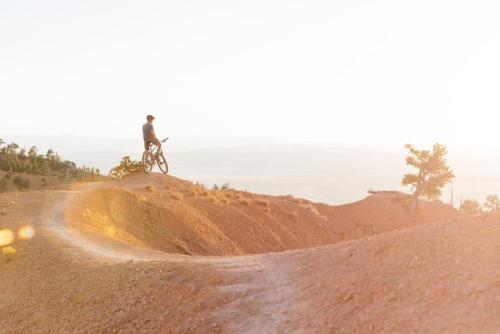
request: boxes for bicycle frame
[149,144,162,157]
[148,138,168,157]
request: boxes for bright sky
[2,1,500,148]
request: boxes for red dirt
[66,174,458,256]
[3,173,497,333]
[219,216,500,333]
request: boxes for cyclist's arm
[150,126,161,145]
[150,127,158,141]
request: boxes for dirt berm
[66,173,458,256]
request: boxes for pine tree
[402,143,455,217]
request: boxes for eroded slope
[66,174,458,255]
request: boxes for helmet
[146,115,156,121]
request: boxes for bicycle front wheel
[142,151,154,174]
[157,153,169,174]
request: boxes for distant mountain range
[2,134,500,205]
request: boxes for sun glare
[0,229,14,247]
[18,226,35,240]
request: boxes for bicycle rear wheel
[142,151,154,173]
[157,153,169,174]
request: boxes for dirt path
[0,188,300,333]
[0,190,245,333]
[2,186,500,333]
[42,189,304,332]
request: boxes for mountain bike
[142,138,169,174]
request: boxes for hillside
[66,173,457,256]
[218,214,500,333]
[4,173,498,333]
[0,171,73,192]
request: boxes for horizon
[3,1,500,149]
[3,133,500,207]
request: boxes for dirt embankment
[219,214,500,333]
[66,174,458,256]
[0,171,73,192]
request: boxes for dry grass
[171,193,183,201]
[239,198,251,206]
[208,190,229,203]
[254,199,270,208]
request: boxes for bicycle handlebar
[161,137,169,143]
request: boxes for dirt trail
[1,175,499,333]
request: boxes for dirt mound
[66,173,458,256]
[1,180,497,333]
[220,215,500,332]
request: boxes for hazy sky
[2,1,500,148]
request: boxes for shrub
[109,156,143,178]
[460,199,482,215]
[13,176,30,190]
[255,199,270,208]
[239,198,251,206]
[171,193,183,200]
[483,194,500,212]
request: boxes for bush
[12,176,30,190]
[460,199,482,215]
[109,156,143,178]
[171,193,183,200]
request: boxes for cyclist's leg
[144,141,151,151]
[152,138,161,157]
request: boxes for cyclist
[142,115,161,155]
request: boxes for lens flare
[18,226,35,240]
[0,229,14,247]
[2,246,17,255]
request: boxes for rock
[344,292,354,301]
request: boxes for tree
[483,194,500,212]
[460,198,482,215]
[0,140,104,181]
[402,143,455,217]
[109,156,143,178]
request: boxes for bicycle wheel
[142,150,154,173]
[157,153,169,174]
